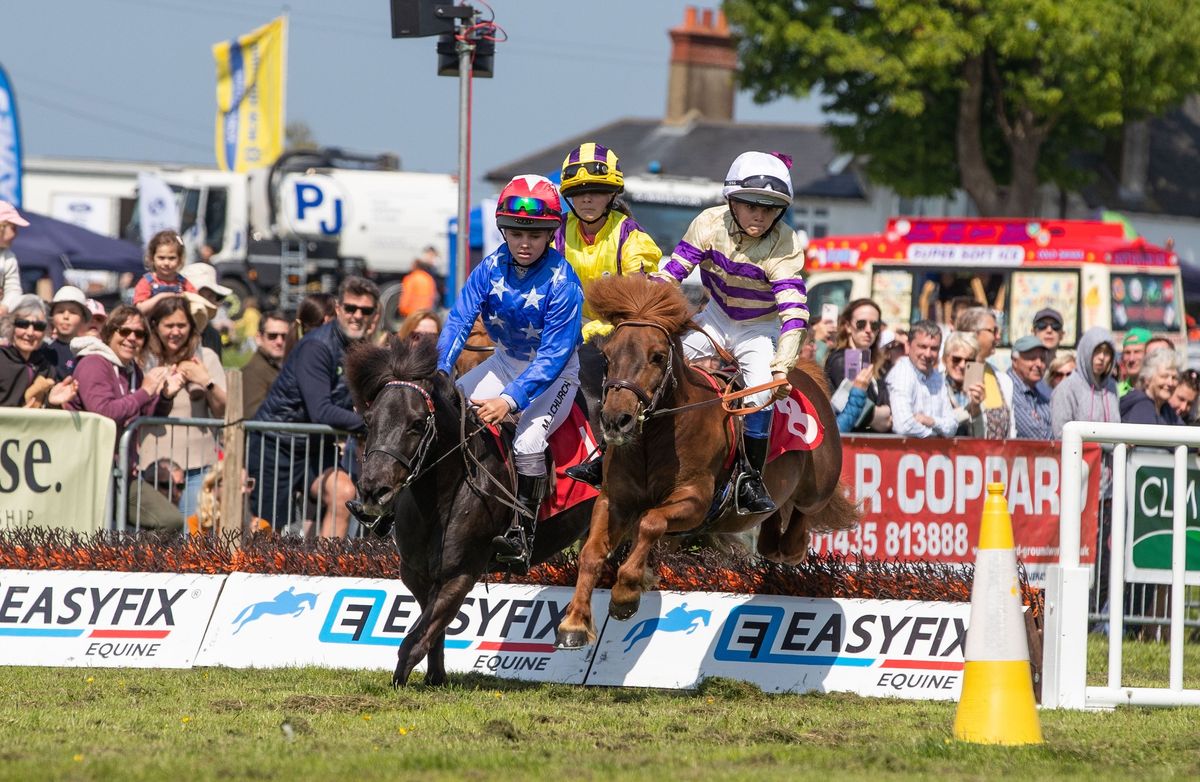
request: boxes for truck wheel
[378,281,405,334]
[220,277,253,320]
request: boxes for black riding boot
[737,436,777,515]
[346,499,394,539]
[564,446,604,489]
[493,473,547,573]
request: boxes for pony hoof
[608,599,639,621]
[555,629,591,650]
[392,668,408,689]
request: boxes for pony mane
[346,335,440,411]
[586,275,693,335]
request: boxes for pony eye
[650,352,667,366]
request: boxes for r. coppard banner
[0,409,115,532]
[815,437,1102,585]
[212,16,286,172]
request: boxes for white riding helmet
[721,151,794,207]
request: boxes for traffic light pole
[455,20,475,299]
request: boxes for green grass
[0,637,1197,781]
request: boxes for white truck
[22,149,460,322]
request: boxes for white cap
[181,262,232,297]
[880,328,899,349]
[50,285,89,315]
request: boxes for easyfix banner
[584,591,971,700]
[0,570,224,668]
[196,573,604,683]
[0,409,116,532]
[818,437,1103,585]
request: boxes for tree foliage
[726,0,1200,215]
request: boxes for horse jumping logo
[621,603,712,653]
[231,586,319,635]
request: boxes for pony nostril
[616,413,635,431]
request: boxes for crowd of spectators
[5,194,1200,541]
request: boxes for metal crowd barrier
[114,417,356,536]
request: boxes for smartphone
[843,348,865,381]
[963,360,985,389]
[821,303,839,324]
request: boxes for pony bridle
[601,320,677,423]
[364,380,437,490]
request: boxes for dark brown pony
[556,276,859,648]
[346,336,593,685]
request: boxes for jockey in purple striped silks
[652,151,810,515]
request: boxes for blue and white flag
[137,172,181,248]
[0,64,23,207]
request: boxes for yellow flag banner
[212,16,286,172]
[0,409,116,532]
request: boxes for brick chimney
[666,6,736,123]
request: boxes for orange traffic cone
[952,482,1043,745]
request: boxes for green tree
[726,0,1200,216]
[285,120,318,151]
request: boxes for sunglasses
[499,195,557,218]
[976,326,1000,336]
[724,174,791,195]
[340,303,377,317]
[853,319,881,332]
[947,355,972,366]
[263,331,288,341]
[13,319,48,332]
[563,161,612,179]
[1054,370,1073,378]
[1035,319,1063,332]
[117,326,148,340]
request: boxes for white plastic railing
[1044,421,1200,709]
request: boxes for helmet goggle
[724,174,791,196]
[563,161,612,179]
[499,195,558,219]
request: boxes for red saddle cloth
[768,387,826,462]
[486,402,600,522]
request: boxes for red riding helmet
[495,175,563,231]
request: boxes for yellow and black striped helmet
[560,142,624,196]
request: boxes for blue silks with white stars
[438,244,583,411]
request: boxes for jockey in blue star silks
[438,174,584,571]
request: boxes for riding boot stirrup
[493,473,548,573]
[737,436,777,515]
[565,450,604,489]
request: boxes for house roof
[484,116,866,200]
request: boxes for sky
[3,0,826,188]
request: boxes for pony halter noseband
[364,380,437,488]
[601,320,677,422]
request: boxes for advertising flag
[0,63,23,206]
[212,17,286,172]
[136,172,181,248]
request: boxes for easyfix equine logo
[0,580,188,659]
[621,603,712,653]
[231,586,318,634]
[714,604,965,670]
[318,588,567,671]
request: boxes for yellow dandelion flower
[73,755,84,763]
[362,714,372,722]
[181,716,192,724]
[85,676,94,684]
[398,727,409,736]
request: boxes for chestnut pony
[347,335,593,685]
[556,276,858,648]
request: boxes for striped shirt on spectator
[1007,368,1053,440]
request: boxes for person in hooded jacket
[1051,326,1120,438]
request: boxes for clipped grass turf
[0,636,1197,781]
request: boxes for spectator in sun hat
[1118,327,1153,397]
[0,200,31,316]
[84,298,107,338]
[181,262,232,360]
[1008,335,1053,440]
[46,286,91,377]
[1032,307,1064,351]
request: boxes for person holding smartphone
[941,331,985,436]
[824,298,892,433]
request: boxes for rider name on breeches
[682,304,779,408]
[457,349,581,460]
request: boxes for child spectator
[46,286,90,377]
[133,231,196,313]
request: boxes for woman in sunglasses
[68,305,186,530]
[554,143,662,488]
[438,175,584,571]
[0,295,78,408]
[825,298,893,433]
[653,151,808,514]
